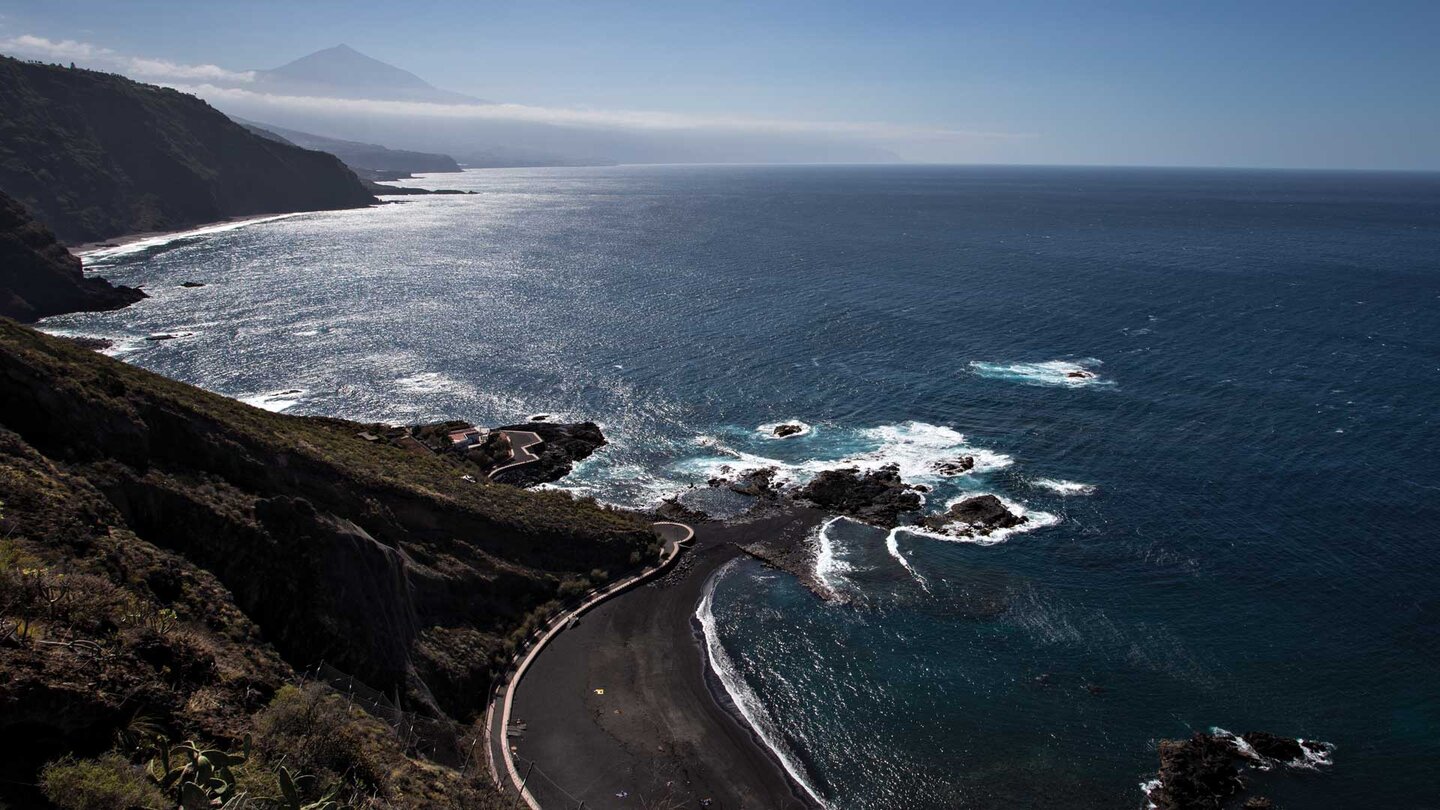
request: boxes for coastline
[70,212,309,257]
[505,507,828,809]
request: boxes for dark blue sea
[44,165,1440,808]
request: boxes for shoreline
[71,212,309,258]
[505,507,828,809]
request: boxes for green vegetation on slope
[0,320,658,808]
[0,55,377,244]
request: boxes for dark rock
[0,191,145,322]
[61,336,113,351]
[179,281,205,288]
[1148,733,1246,810]
[1240,732,1303,763]
[1147,731,1333,810]
[913,484,930,493]
[1066,370,1094,379]
[794,467,922,527]
[773,423,804,438]
[1085,683,1105,695]
[933,456,975,476]
[922,494,1025,536]
[729,467,782,499]
[145,333,181,341]
[655,497,710,524]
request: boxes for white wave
[680,421,1012,490]
[1211,727,1336,771]
[1034,478,1097,496]
[239,389,305,413]
[758,419,812,439]
[885,528,930,592]
[696,562,833,810]
[79,213,303,263]
[813,517,852,598]
[1140,778,1162,810]
[969,358,1113,388]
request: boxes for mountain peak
[257,45,481,104]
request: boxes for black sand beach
[507,508,827,809]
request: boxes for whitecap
[1034,478,1097,496]
[969,358,1113,388]
[696,562,833,810]
[393,372,472,396]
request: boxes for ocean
[44,165,1440,808]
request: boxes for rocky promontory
[0,191,145,322]
[491,421,608,487]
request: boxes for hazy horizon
[2,0,1437,170]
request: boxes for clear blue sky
[2,0,1437,169]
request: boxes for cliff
[0,321,658,807]
[0,55,377,244]
[0,191,145,321]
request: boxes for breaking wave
[885,528,930,592]
[1033,478,1097,496]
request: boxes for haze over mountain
[251,43,484,105]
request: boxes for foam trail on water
[885,528,930,592]
[969,358,1113,388]
[697,561,833,810]
[813,516,852,598]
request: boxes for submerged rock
[793,465,922,528]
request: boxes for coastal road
[507,511,822,810]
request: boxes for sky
[2,0,1438,169]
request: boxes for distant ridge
[235,117,462,176]
[0,54,377,244]
[254,44,484,104]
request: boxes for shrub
[255,684,383,796]
[41,753,167,810]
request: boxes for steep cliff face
[0,55,377,244]
[0,191,145,321]
[0,319,659,737]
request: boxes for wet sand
[508,507,827,809]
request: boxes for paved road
[491,429,544,475]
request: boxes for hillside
[0,190,144,321]
[0,55,377,244]
[0,320,659,807]
[236,117,462,178]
